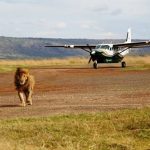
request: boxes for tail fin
[125,28,131,43]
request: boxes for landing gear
[121,61,126,68]
[93,61,98,69]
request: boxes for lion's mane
[14,68,35,92]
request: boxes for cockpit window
[96,45,101,49]
[96,44,113,50]
[100,45,110,50]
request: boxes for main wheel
[93,61,98,69]
[121,61,126,68]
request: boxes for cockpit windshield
[95,45,101,49]
[96,44,111,50]
[100,45,110,50]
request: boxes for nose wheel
[93,61,98,69]
[121,61,126,68]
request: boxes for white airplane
[45,29,150,69]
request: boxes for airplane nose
[88,51,96,64]
[91,51,96,55]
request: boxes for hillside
[0,36,149,59]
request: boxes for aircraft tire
[121,61,126,68]
[93,61,98,69]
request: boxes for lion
[14,68,35,107]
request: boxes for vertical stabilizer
[125,28,131,43]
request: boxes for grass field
[0,56,150,72]
[0,56,150,150]
[0,57,88,72]
[0,108,149,150]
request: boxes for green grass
[0,108,150,150]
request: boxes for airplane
[45,29,150,69]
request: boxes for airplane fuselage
[90,44,129,64]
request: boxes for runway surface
[0,68,150,118]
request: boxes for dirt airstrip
[0,67,150,119]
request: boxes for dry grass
[124,56,150,66]
[123,56,150,70]
[0,57,88,72]
[0,56,150,72]
[124,56,150,65]
[0,57,88,66]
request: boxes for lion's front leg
[25,90,33,105]
[18,92,26,107]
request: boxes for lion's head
[15,68,29,89]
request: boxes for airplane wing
[113,41,150,49]
[45,40,150,53]
[45,45,96,53]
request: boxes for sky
[0,0,149,39]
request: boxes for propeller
[88,51,96,64]
[88,57,92,64]
[86,44,95,64]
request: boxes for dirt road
[0,68,150,119]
